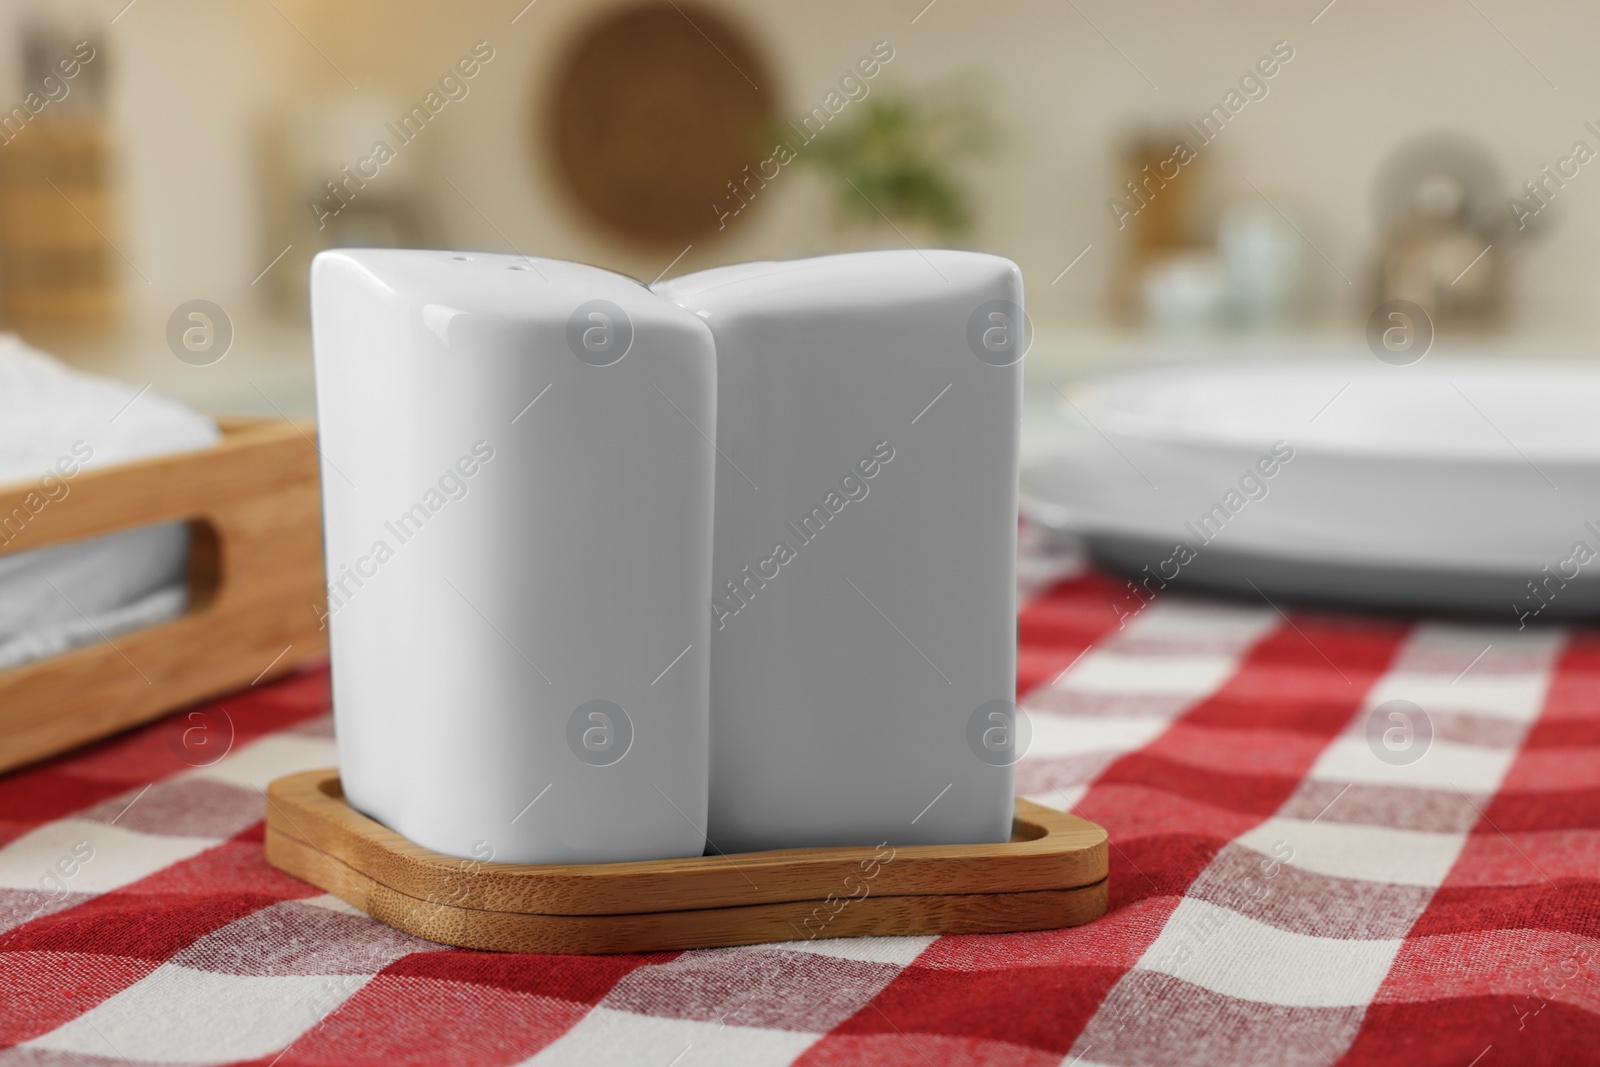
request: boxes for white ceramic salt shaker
[656,250,1023,852]
[312,249,716,864]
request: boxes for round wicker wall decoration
[546,3,774,247]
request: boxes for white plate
[1023,358,1600,619]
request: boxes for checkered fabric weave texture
[3,554,1598,1065]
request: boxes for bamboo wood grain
[265,769,1109,954]
[0,419,328,772]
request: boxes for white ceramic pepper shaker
[656,250,1024,852]
[312,249,716,864]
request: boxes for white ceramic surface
[1024,358,1600,617]
[657,250,1023,852]
[312,249,716,864]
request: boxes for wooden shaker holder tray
[265,770,1110,955]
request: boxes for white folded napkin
[0,335,219,670]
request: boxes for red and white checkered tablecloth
[3,554,1598,1065]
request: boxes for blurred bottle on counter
[1217,198,1304,327]
[1111,129,1311,332]
[1109,129,1209,326]
[1140,197,1310,332]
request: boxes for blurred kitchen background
[1,0,1597,414]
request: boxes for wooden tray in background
[0,418,328,773]
[265,769,1110,955]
